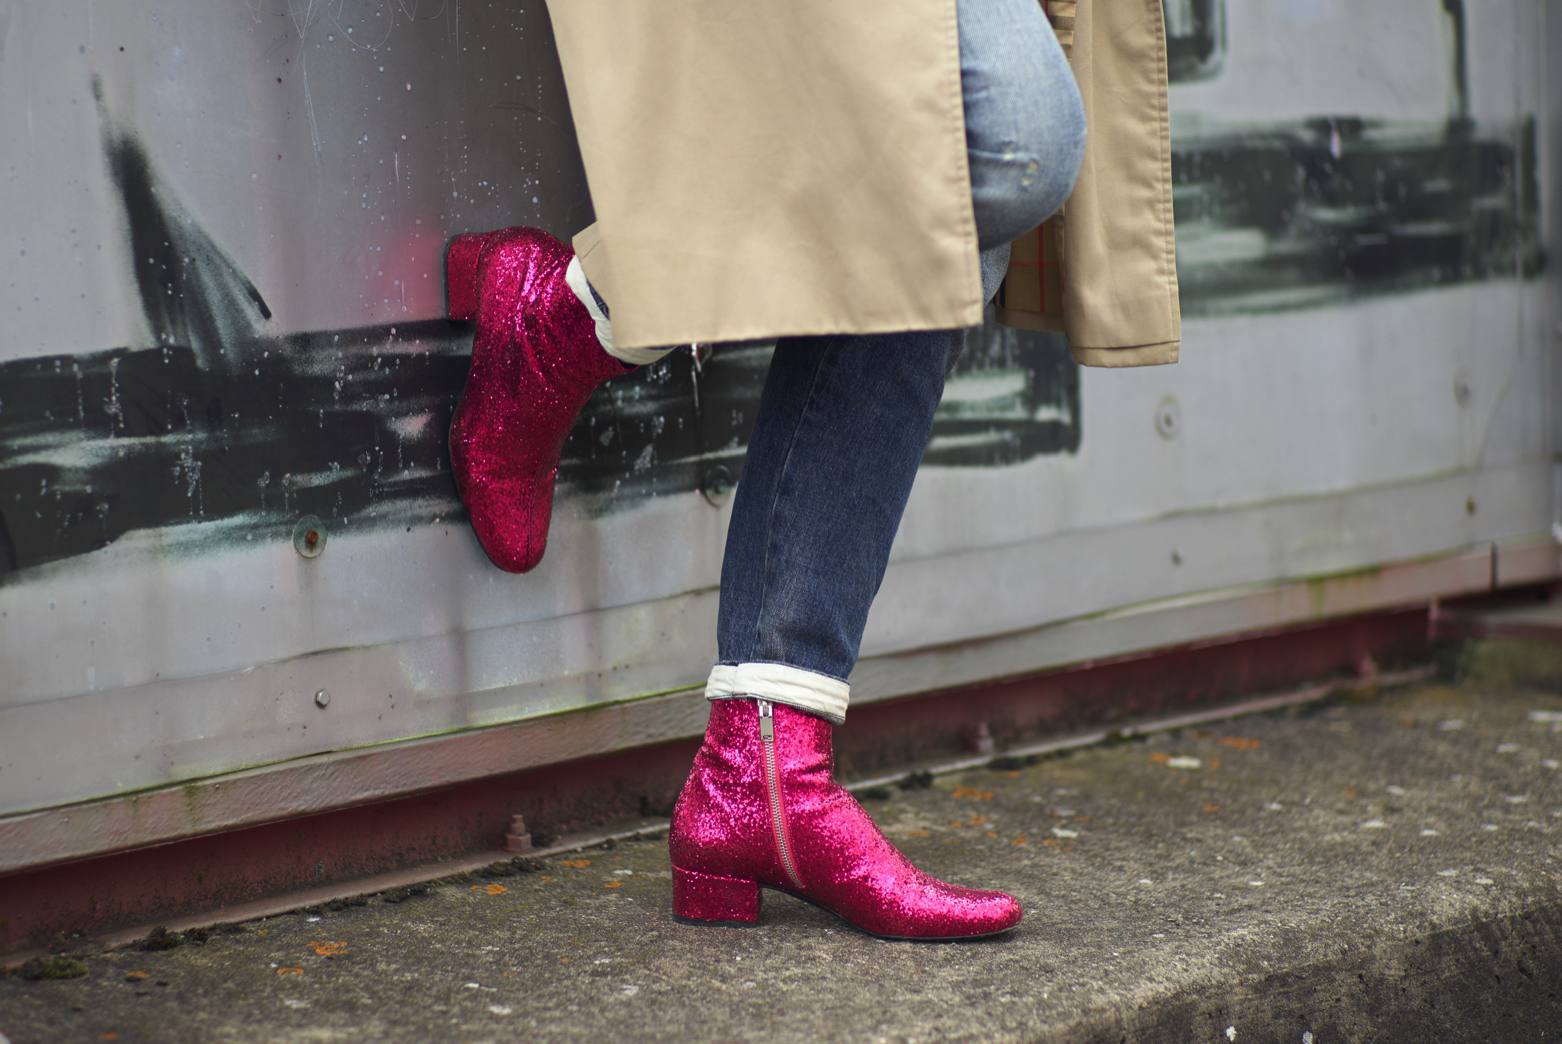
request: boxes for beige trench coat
[548,0,1180,367]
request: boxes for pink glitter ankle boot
[668,698,1023,940]
[445,228,630,573]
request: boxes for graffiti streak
[0,115,1077,580]
[0,3,1546,582]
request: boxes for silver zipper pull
[757,698,774,740]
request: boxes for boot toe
[967,889,1023,936]
[923,886,1022,939]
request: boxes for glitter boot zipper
[757,699,804,889]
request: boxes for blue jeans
[705,0,1086,722]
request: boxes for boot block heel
[672,866,760,926]
[445,232,493,321]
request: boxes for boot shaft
[668,698,833,883]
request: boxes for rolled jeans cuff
[705,663,850,724]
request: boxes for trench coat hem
[1069,341,1178,367]
[573,225,987,350]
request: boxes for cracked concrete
[3,663,1561,1042]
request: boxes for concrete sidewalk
[3,646,1561,1042]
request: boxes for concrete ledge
[1110,900,1562,1042]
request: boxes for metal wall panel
[1,0,1556,817]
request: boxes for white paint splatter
[621,984,640,997]
[1361,819,1388,830]
[1248,880,1264,887]
[488,1005,513,1016]
[1385,785,1407,796]
[1474,877,1495,886]
[1437,869,1459,877]
[1303,1033,1315,1044]
[1527,711,1562,724]
[1421,828,1440,837]
[1504,795,1530,804]
[1542,759,1560,770]
[1166,756,1202,770]
[1225,1026,1238,1041]
[1137,878,1155,886]
[1265,802,1285,811]
[1051,827,1079,839]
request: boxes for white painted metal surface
[0,1,1557,831]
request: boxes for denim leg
[706,0,1083,723]
[713,328,958,721]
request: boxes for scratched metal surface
[0,0,1555,817]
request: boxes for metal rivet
[293,515,327,558]
[314,689,331,709]
[700,464,734,507]
[1155,396,1181,440]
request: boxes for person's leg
[710,328,953,722]
[670,0,1083,939]
[707,0,1083,721]
[962,0,1086,254]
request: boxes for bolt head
[700,464,735,507]
[293,515,327,558]
[314,689,331,709]
[1155,396,1181,440]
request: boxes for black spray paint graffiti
[0,95,1078,580]
[95,80,274,373]
[0,0,1545,583]
[1174,115,1541,313]
[1168,0,1542,312]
